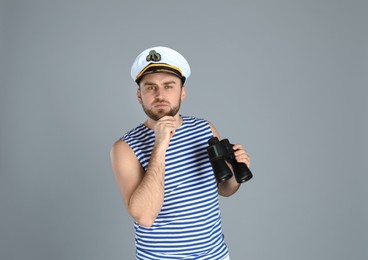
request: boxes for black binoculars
[207,137,253,183]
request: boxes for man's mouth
[154,102,169,108]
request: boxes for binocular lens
[210,159,233,182]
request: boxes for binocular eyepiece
[207,137,253,183]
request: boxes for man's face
[137,73,186,121]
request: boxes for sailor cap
[130,46,191,84]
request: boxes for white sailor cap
[130,46,191,84]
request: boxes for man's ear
[181,85,187,101]
[137,87,142,104]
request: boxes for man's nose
[154,88,163,98]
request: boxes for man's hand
[232,144,251,168]
[153,116,178,146]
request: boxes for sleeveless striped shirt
[121,116,229,260]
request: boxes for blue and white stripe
[122,116,229,260]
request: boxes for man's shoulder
[121,123,151,141]
[182,115,209,124]
[180,115,214,135]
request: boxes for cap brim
[135,63,185,84]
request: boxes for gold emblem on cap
[146,50,161,62]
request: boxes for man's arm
[110,140,167,227]
[110,116,177,227]
[209,122,250,197]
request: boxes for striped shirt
[121,116,229,260]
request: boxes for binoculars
[207,137,253,183]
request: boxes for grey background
[1,0,367,259]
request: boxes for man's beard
[142,99,181,121]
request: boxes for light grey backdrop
[1,0,367,259]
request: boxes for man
[110,46,250,260]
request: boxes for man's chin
[143,106,180,121]
[145,111,169,121]
[155,111,176,121]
